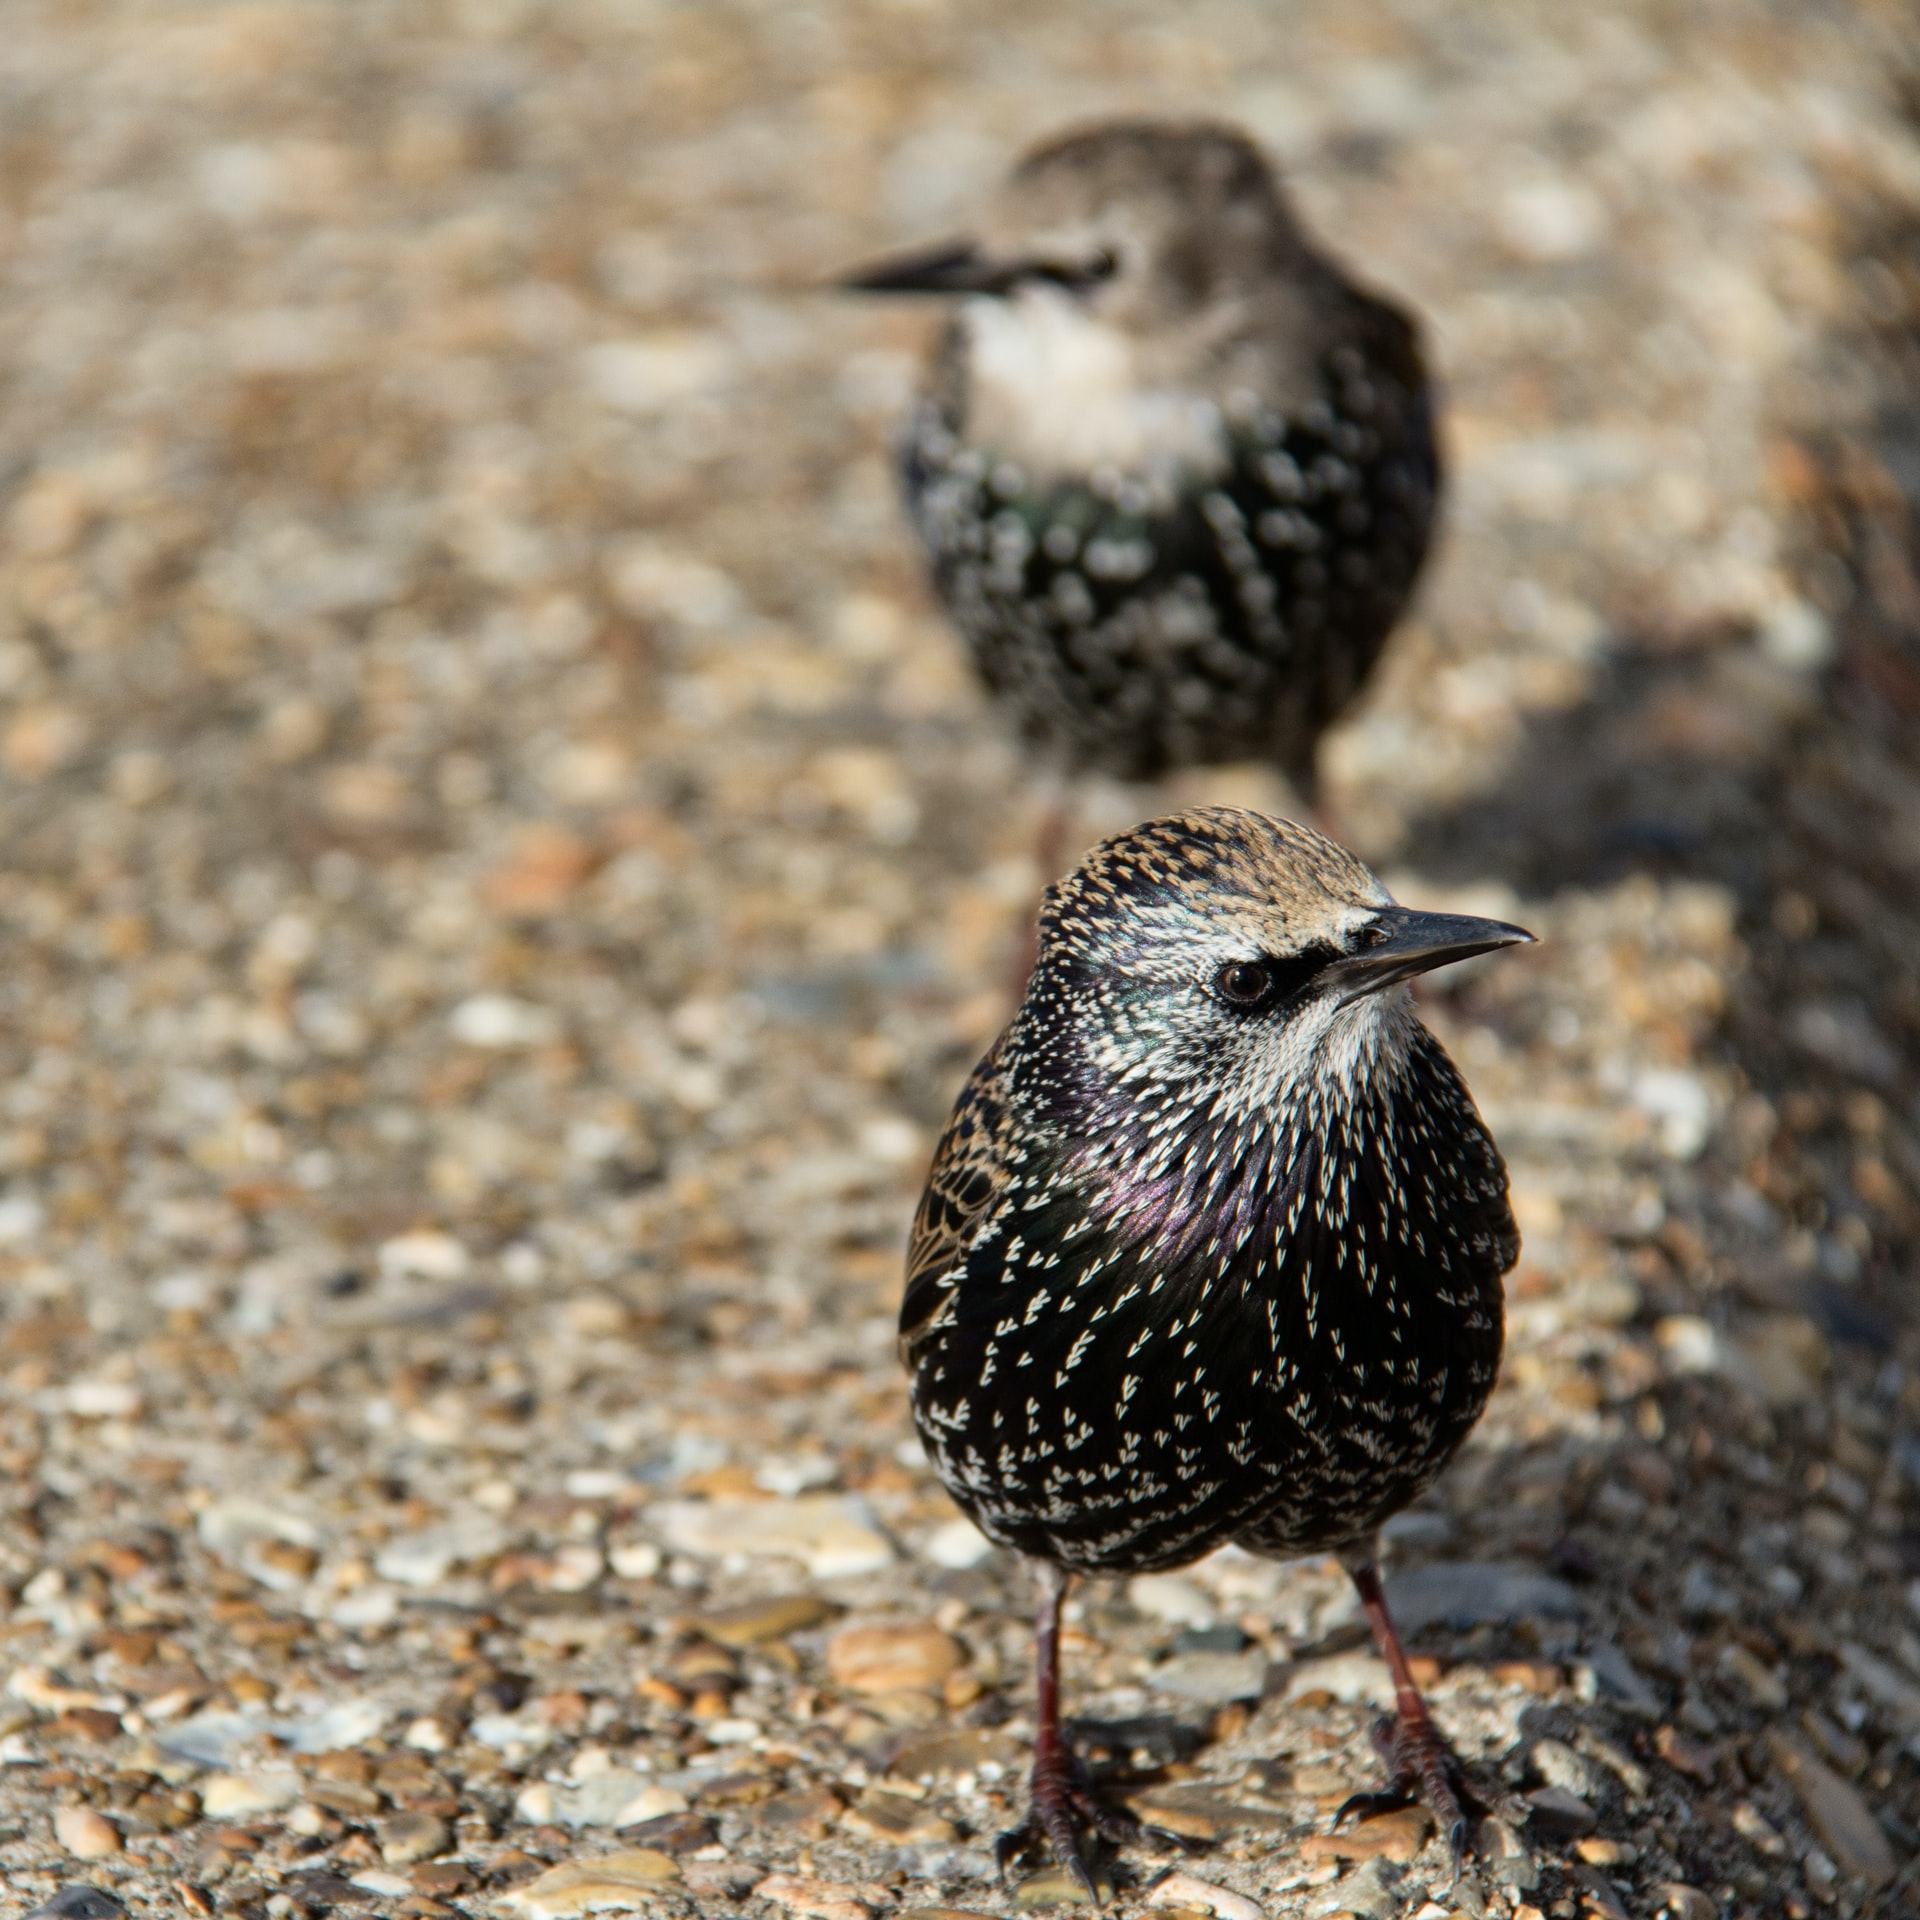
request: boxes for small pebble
[826,1621,966,1695]
[378,1813,450,1866]
[1524,1786,1598,1839]
[696,1594,836,1646]
[53,1805,122,1860]
[1013,1869,1103,1910]
[25,1894,126,1920]
[755,1872,888,1920]
[1573,1838,1634,1867]
[1653,1726,1717,1785]
[1300,1806,1433,1864]
[841,1786,958,1843]
[1144,1873,1266,1920]
[503,1850,682,1918]
[1768,1731,1895,1887]
[1529,1738,1607,1802]
[1651,1888,1715,1920]
[201,1771,304,1817]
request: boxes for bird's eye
[1211,943,1344,1011]
[1214,960,1274,1008]
[1033,248,1119,291]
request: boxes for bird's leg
[1004,793,1070,1004]
[995,1561,1143,1898]
[1335,1550,1478,1870]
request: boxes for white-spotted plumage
[860,121,1440,790]
[901,809,1521,1575]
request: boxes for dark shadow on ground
[1299,150,1920,1911]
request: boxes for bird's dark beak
[1331,905,1535,1004]
[836,238,1020,296]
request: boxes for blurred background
[3,1,1920,1914]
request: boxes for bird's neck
[957,285,1231,492]
[1007,983,1420,1271]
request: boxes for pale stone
[1283,1653,1393,1705]
[1300,1806,1432,1863]
[374,1512,507,1587]
[471,1711,558,1754]
[7,1667,121,1713]
[1151,1650,1267,1704]
[522,1771,692,1830]
[1127,1573,1218,1629]
[503,1850,682,1918]
[63,1379,142,1418]
[921,1518,995,1570]
[583,334,732,413]
[195,1498,321,1558]
[1530,1739,1607,1802]
[608,1542,663,1580]
[755,1873,892,1920]
[348,1873,414,1898]
[54,1805,122,1859]
[1013,1868,1102,1910]
[1497,175,1609,263]
[376,1229,473,1279]
[1630,1068,1714,1159]
[1656,1315,1721,1374]
[448,994,561,1050]
[201,1769,304,1816]
[1144,1873,1266,1920]
[827,1621,966,1695]
[649,1494,895,1578]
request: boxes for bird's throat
[962,287,1230,492]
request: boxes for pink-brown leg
[995,1561,1150,1901]
[1336,1552,1478,1870]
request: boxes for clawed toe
[1330,1710,1479,1874]
[995,1769,1110,1900]
[1331,1788,1410,1828]
[1138,1822,1208,1855]
[994,1820,1100,1903]
[997,1757,1202,1902]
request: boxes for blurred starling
[844,121,1440,796]
[902,808,1530,1890]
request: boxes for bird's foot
[995,1750,1194,1902]
[1333,1709,1479,1874]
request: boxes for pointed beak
[835,237,1019,296]
[1330,905,1536,1004]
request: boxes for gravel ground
[4,4,1920,1919]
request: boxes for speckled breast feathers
[903,809,1518,1573]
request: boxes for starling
[902,807,1530,1890]
[844,120,1440,796]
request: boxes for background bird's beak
[836,238,1019,295]
[1331,906,1535,1003]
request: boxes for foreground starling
[844,120,1439,795]
[902,808,1530,1889]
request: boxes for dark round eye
[1214,960,1273,1008]
[1081,246,1117,282]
